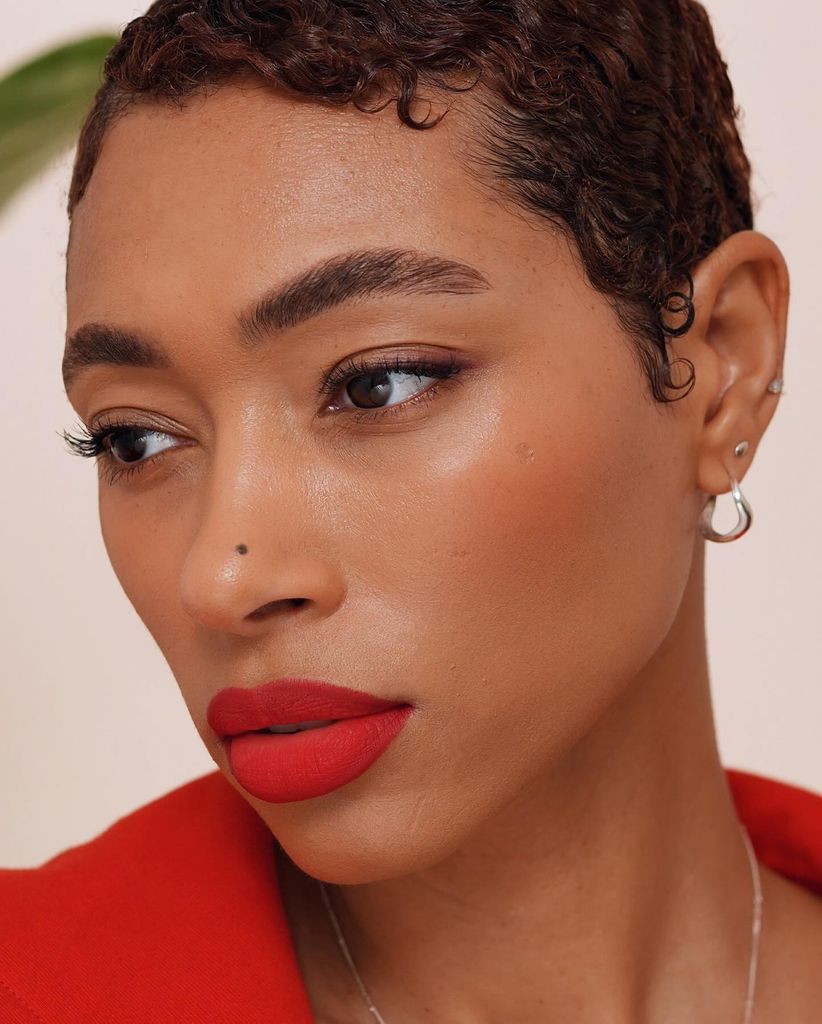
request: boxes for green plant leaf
[0,33,117,215]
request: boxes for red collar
[725,767,822,897]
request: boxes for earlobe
[688,230,790,503]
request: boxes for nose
[178,466,345,636]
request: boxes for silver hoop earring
[698,475,753,543]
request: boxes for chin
[253,784,473,885]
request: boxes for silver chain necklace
[318,825,763,1024]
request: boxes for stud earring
[767,377,785,395]
[698,445,753,543]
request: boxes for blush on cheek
[439,391,687,741]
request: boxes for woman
[2,1,820,1021]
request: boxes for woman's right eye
[104,427,178,465]
[63,422,184,482]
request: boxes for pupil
[110,429,148,463]
[347,372,392,408]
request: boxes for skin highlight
[63,79,822,1022]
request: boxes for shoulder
[0,771,313,1024]
[0,771,269,932]
[725,766,822,897]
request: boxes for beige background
[1,2,819,868]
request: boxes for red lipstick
[206,678,413,803]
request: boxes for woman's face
[65,78,702,881]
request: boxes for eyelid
[90,408,190,436]
[316,348,462,395]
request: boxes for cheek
[380,376,695,800]
[99,492,186,649]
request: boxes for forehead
[66,78,535,328]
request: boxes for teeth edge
[265,719,337,734]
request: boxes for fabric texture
[1,767,820,1023]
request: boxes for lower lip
[225,705,413,803]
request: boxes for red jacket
[1,768,820,1023]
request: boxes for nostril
[247,596,308,621]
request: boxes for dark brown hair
[67,0,753,404]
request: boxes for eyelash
[62,416,163,486]
[63,352,466,484]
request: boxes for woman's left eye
[321,354,465,421]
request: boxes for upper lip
[206,677,410,738]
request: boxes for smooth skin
[64,76,822,1022]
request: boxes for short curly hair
[67,0,753,404]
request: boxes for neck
[284,548,757,1023]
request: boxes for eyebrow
[62,246,491,389]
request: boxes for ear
[685,230,789,497]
